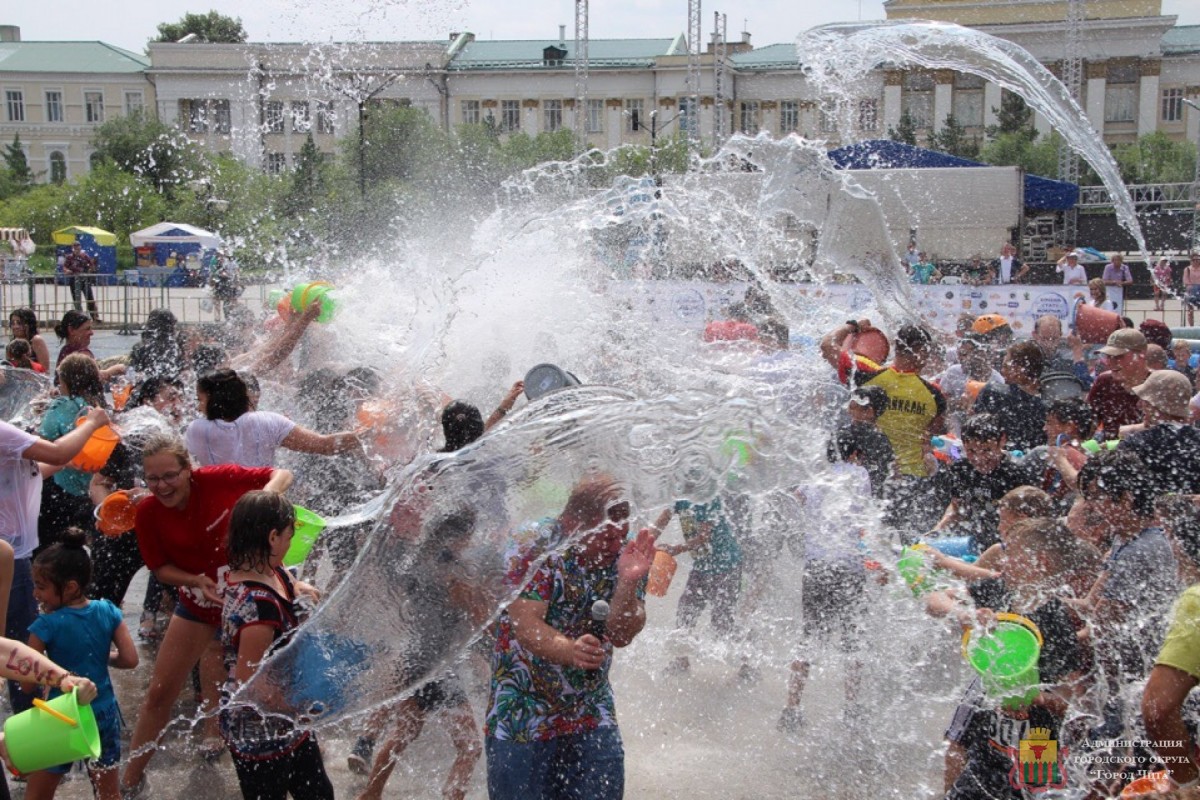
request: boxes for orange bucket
[111,383,133,412]
[68,419,120,472]
[846,328,890,365]
[95,491,137,537]
[1072,298,1123,345]
[647,551,678,597]
[1121,770,1173,797]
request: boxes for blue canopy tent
[129,223,222,287]
[826,140,1078,210]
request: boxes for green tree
[0,182,69,242]
[2,135,35,192]
[284,133,327,217]
[979,130,1061,177]
[91,110,205,196]
[928,114,980,159]
[60,163,168,241]
[1111,131,1197,184]
[887,111,917,146]
[988,90,1035,140]
[345,104,449,188]
[153,11,247,43]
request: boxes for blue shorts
[173,603,221,638]
[1187,286,1200,308]
[47,702,120,774]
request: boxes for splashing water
[796,20,1149,260]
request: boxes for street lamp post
[1183,97,1200,252]
[633,109,684,184]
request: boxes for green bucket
[896,545,933,597]
[284,505,327,567]
[964,613,1043,709]
[3,689,100,773]
[290,282,338,323]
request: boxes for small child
[23,528,138,800]
[6,338,44,373]
[220,491,333,800]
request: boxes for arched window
[49,151,66,184]
[89,151,105,170]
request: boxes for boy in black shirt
[932,414,1040,552]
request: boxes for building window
[819,108,837,134]
[45,91,63,123]
[84,91,104,123]
[953,90,984,128]
[586,98,604,133]
[266,101,284,134]
[291,101,310,133]
[543,99,563,132]
[211,100,230,134]
[461,99,480,125]
[5,90,24,122]
[48,151,66,184]
[780,100,799,133]
[739,101,760,134]
[500,100,520,133]
[316,101,335,134]
[679,96,698,134]
[1162,87,1184,122]
[902,72,934,129]
[180,99,207,133]
[124,91,144,116]
[1104,63,1138,123]
[89,152,104,169]
[625,99,643,133]
[858,98,879,132]
[265,152,287,175]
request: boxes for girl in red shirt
[120,433,292,798]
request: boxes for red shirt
[1086,371,1142,436]
[135,464,273,625]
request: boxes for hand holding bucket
[290,282,338,324]
[283,506,327,567]
[68,417,120,473]
[962,612,1043,710]
[95,490,139,537]
[1,688,100,774]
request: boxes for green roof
[729,43,800,71]
[0,41,150,74]
[1163,25,1200,56]
[450,37,683,70]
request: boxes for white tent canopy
[129,222,221,249]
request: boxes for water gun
[930,435,963,464]
[1080,438,1119,455]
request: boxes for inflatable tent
[52,226,118,286]
[128,222,222,287]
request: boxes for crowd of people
[1,264,1200,800]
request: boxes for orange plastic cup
[111,383,133,411]
[95,491,137,537]
[647,551,678,597]
[68,419,120,472]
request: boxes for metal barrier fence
[0,274,277,332]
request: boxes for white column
[883,84,902,131]
[522,103,538,136]
[607,105,622,149]
[1086,76,1106,133]
[983,82,1001,129]
[933,81,953,130]
[1137,73,1159,137]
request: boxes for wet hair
[9,308,38,340]
[130,376,184,410]
[827,423,888,465]
[1157,496,1200,565]
[421,508,478,564]
[1006,517,1102,573]
[6,339,33,369]
[1046,399,1095,439]
[192,344,227,377]
[142,308,178,340]
[241,371,260,400]
[33,528,92,598]
[344,366,382,398]
[440,401,485,452]
[851,385,888,418]
[894,324,933,358]
[1077,449,1155,518]
[1088,278,1107,303]
[1004,341,1045,382]
[54,310,91,342]
[140,432,192,470]
[197,369,250,421]
[961,413,1004,444]
[57,353,105,406]
[227,491,294,573]
[997,486,1055,519]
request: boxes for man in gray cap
[1055,250,1088,286]
[1118,370,1200,496]
[1087,328,1151,437]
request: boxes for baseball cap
[1098,328,1148,356]
[1132,370,1193,419]
[1065,251,1079,259]
[972,314,1010,336]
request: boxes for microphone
[587,600,610,676]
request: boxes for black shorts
[800,561,867,653]
[412,674,469,713]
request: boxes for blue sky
[10,0,1200,54]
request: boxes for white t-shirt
[1057,262,1088,285]
[185,411,297,467]
[0,421,42,559]
[796,462,874,566]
